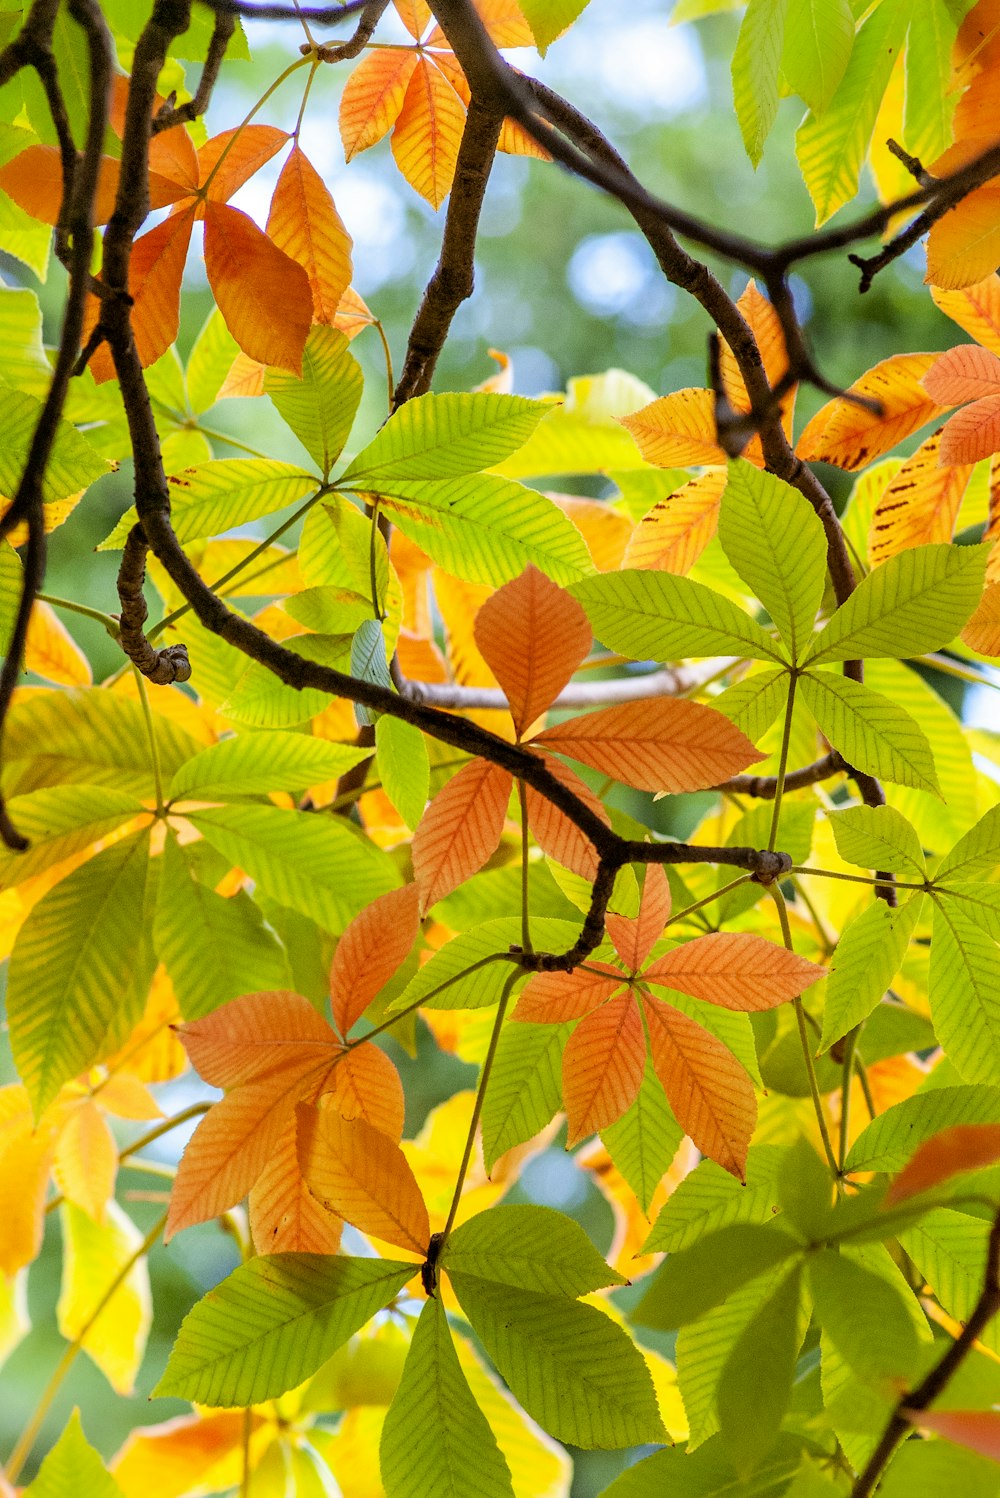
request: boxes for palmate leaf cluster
[6,1,1000,1496]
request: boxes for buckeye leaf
[341,392,550,484]
[168,729,370,802]
[829,804,925,876]
[820,896,923,1053]
[798,671,940,795]
[99,460,317,549]
[443,1204,625,1297]
[264,325,362,481]
[716,1264,805,1475]
[571,570,784,663]
[633,1222,802,1331]
[929,901,1000,1086]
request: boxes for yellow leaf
[340,48,419,159]
[0,1269,29,1370]
[25,600,92,685]
[57,1199,152,1394]
[622,467,726,574]
[0,1085,58,1275]
[53,1099,117,1221]
[620,388,725,467]
[932,274,1000,358]
[391,56,467,209]
[797,353,947,469]
[868,430,973,564]
[112,1411,269,1498]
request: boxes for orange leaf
[89,207,195,383]
[962,579,1000,654]
[331,1041,406,1140]
[642,992,755,1181]
[248,1115,342,1255]
[562,991,646,1145]
[196,124,288,206]
[549,494,633,571]
[524,754,609,880]
[467,0,534,46]
[473,564,592,737]
[297,1103,430,1254]
[932,274,1000,358]
[924,343,1000,403]
[217,350,266,399]
[719,280,795,464]
[643,931,825,1010]
[412,758,512,912]
[340,48,420,159]
[148,122,199,194]
[887,1122,1000,1204]
[954,67,1000,141]
[954,0,1000,82]
[533,698,763,794]
[334,284,377,340]
[620,388,726,468]
[512,964,625,1023]
[927,175,1000,291]
[112,1411,268,1498]
[622,467,726,575]
[396,628,449,683]
[177,989,339,1089]
[53,1100,117,1221]
[203,201,312,374]
[499,116,551,160]
[330,883,421,1037]
[266,145,353,325]
[0,147,187,226]
[903,1408,1000,1461]
[868,430,974,565]
[940,392,1000,463]
[797,354,947,470]
[606,864,671,973]
[391,56,467,208]
[24,600,91,685]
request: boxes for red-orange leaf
[940,393,1000,463]
[868,430,973,565]
[266,145,353,325]
[606,864,671,973]
[963,580,1000,654]
[88,207,195,384]
[297,1103,429,1254]
[330,883,421,1038]
[248,1115,343,1254]
[932,275,1000,358]
[562,991,646,1145]
[392,56,467,208]
[797,354,947,470]
[512,964,625,1023]
[903,1409,1000,1461]
[196,124,288,206]
[533,698,763,794]
[523,754,609,881]
[340,48,420,159]
[620,388,725,468]
[331,1041,406,1141]
[643,931,825,1011]
[622,468,726,575]
[642,992,755,1180]
[203,201,312,374]
[176,989,338,1089]
[474,564,592,737]
[924,342,1000,404]
[412,759,512,913]
[954,0,1000,82]
[887,1122,1000,1204]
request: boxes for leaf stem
[132,665,164,817]
[838,1026,860,1172]
[37,591,120,638]
[794,866,927,891]
[196,57,310,202]
[517,779,532,956]
[665,872,752,929]
[767,671,797,853]
[118,1102,212,1162]
[373,318,395,413]
[346,953,516,1048]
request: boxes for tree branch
[400,661,731,711]
[153,9,235,131]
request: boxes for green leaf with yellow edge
[22,1410,124,1498]
[602,1058,683,1214]
[449,1273,665,1449]
[376,713,430,831]
[99,460,317,549]
[716,1264,806,1476]
[929,900,1000,1086]
[518,0,591,53]
[443,1204,625,1297]
[804,543,989,665]
[343,393,550,485]
[57,1201,151,1396]
[481,1019,571,1172]
[380,1298,514,1498]
[571,570,783,663]
[781,0,854,116]
[0,785,148,887]
[265,326,363,481]
[795,0,912,224]
[829,804,926,876]
[168,729,371,802]
[188,802,399,935]
[798,670,941,795]
[807,1248,921,1384]
[154,1254,416,1407]
[819,896,923,1053]
[634,1223,803,1331]
[732,0,789,167]
[7,830,154,1116]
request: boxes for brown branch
[852,1208,1000,1497]
[719,752,846,800]
[201,0,372,21]
[117,526,192,684]
[153,9,235,131]
[308,0,389,62]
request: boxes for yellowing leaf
[0,1085,58,1275]
[797,353,947,469]
[391,56,467,208]
[297,1103,430,1254]
[57,1199,151,1395]
[562,992,646,1144]
[330,883,421,1038]
[622,468,726,575]
[474,565,592,737]
[962,579,1000,654]
[203,202,312,375]
[53,1100,117,1221]
[868,430,973,565]
[340,48,420,158]
[932,274,1000,357]
[643,931,825,1010]
[266,145,353,325]
[25,600,92,685]
[620,388,725,467]
[412,758,512,912]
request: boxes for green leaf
[493,372,656,479]
[777,1136,834,1239]
[929,900,1000,1085]
[634,1223,803,1331]
[899,1209,1000,1358]
[598,1436,812,1498]
[732,0,790,166]
[904,0,957,164]
[343,393,550,486]
[99,460,316,549]
[866,660,977,840]
[7,832,153,1114]
[185,308,241,415]
[781,0,854,115]
[571,570,783,663]
[798,670,941,795]
[829,804,925,875]
[807,1248,920,1383]
[803,543,989,665]
[154,833,291,1020]
[878,1434,1000,1498]
[712,666,789,743]
[188,802,399,935]
[643,1146,783,1253]
[819,895,922,1052]
[373,474,593,587]
[0,786,148,887]
[938,804,1000,882]
[481,1020,571,1172]
[22,1410,124,1498]
[299,496,389,601]
[154,1254,415,1406]
[716,1265,806,1476]
[938,881,1000,941]
[449,1273,665,1449]
[168,730,370,802]
[351,618,394,727]
[602,1059,683,1214]
[0,538,21,656]
[380,1298,513,1498]
[0,391,109,505]
[391,920,582,1011]
[718,462,827,662]
[0,284,53,399]
[517,0,591,54]
[444,1205,625,1297]
[795,0,913,224]
[844,1084,1000,1173]
[219,634,352,729]
[375,714,430,832]
[265,327,363,481]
